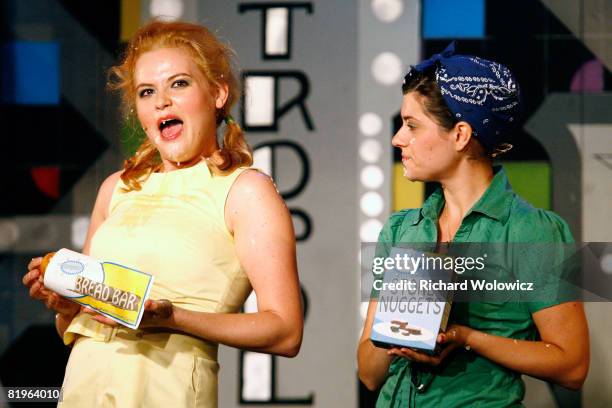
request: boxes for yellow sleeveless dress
[58,161,253,408]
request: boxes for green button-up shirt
[374,166,574,408]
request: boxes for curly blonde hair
[108,20,252,191]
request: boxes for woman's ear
[453,121,473,151]
[215,82,229,109]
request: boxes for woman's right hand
[23,257,80,318]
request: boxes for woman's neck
[160,144,218,173]
[439,159,494,222]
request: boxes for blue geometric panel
[423,0,485,39]
[1,41,60,105]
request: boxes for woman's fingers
[81,307,95,315]
[388,347,420,360]
[27,277,56,306]
[45,294,57,310]
[387,347,449,366]
[399,348,436,364]
[22,269,40,286]
[389,348,412,360]
[144,299,173,320]
[82,307,117,326]
[59,302,79,316]
[140,300,173,329]
[28,280,46,300]
[27,257,42,271]
[91,314,118,326]
[24,265,80,316]
[438,343,459,360]
[46,293,64,311]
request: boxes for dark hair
[402,67,458,132]
[402,68,512,158]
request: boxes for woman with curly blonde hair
[23,20,303,408]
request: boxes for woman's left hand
[387,324,470,366]
[83,299,174,329]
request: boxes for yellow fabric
[59,332,218,408]
[61,162,253,407]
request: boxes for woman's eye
[172,79,189,88]
[406,122,416,129]
[139,89,154,98]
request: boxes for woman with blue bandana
[358,43,589,407]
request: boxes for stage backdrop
[0,1,611,407]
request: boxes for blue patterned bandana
[404,41,521,151]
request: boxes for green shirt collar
[412,165,514,225]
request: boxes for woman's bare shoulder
[231,169,278,198]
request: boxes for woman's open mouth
[159,118,183,141]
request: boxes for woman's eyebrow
[166,73,191,82]
[135,82,154,89]
[402,115,419,122]
[136,73,192,89]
